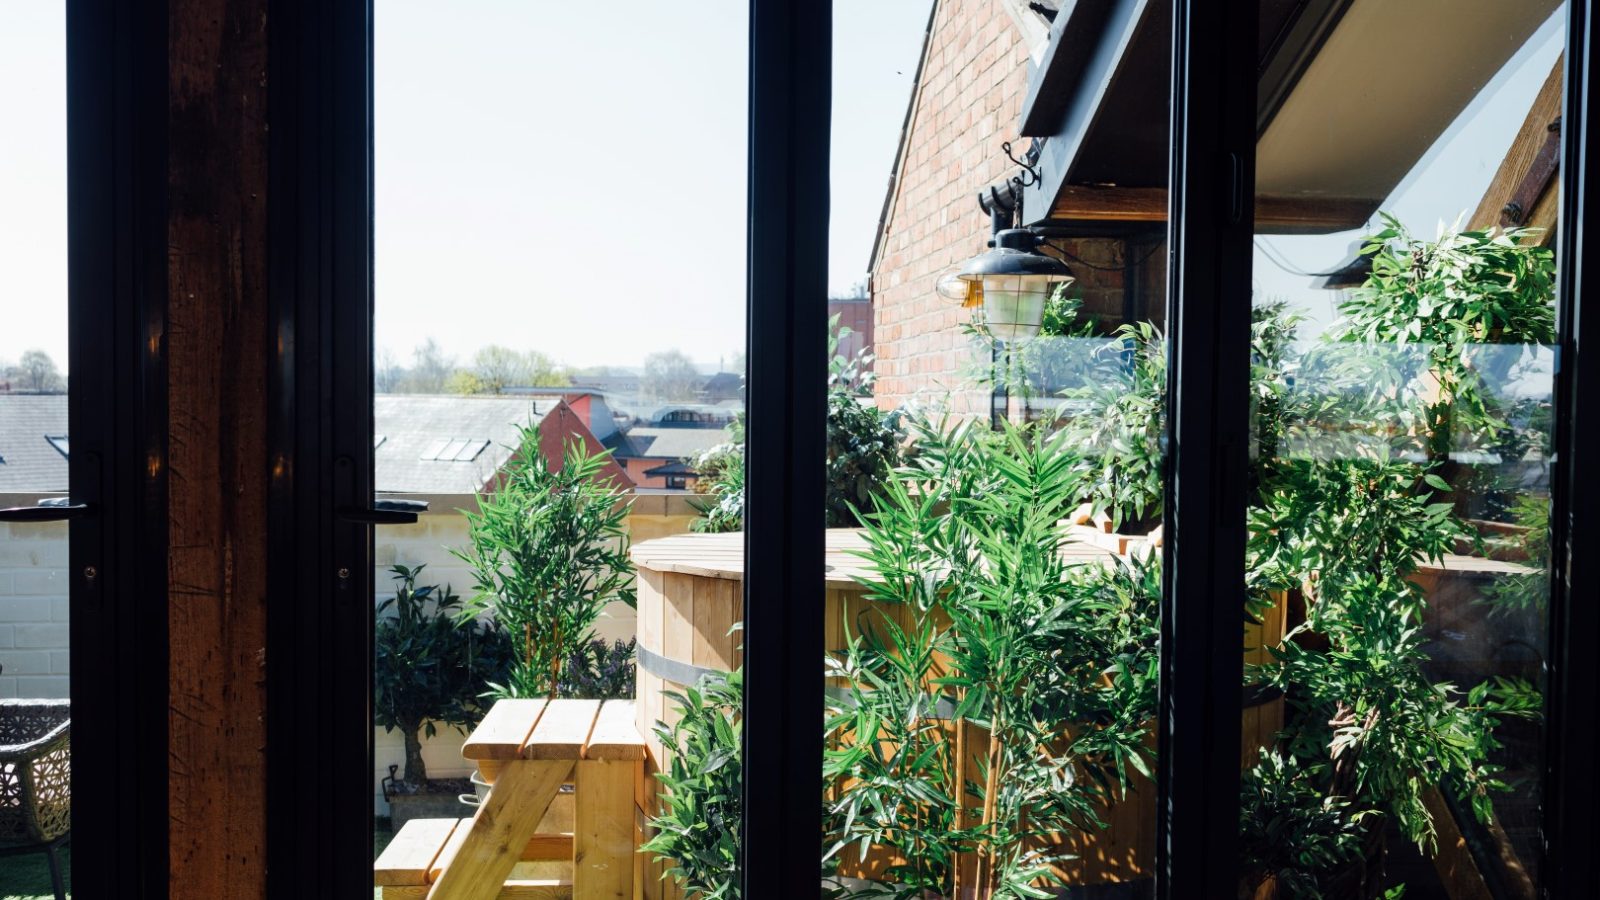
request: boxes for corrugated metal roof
[0,393,556,496]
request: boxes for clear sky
[0,2,1565,373]
[374,0,930,372]
[0,3,68,371]
[0,0,931,374]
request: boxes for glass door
[363,2,752,898]
[1,3,166,897]
[1236,5,1568,897]
[0,5,73,895]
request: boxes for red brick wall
[619,457,699,491]
[869,1,1168,416]
[828,297,874,366]
[870,0,1034,415]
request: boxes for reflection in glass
[1240,6,1562,895]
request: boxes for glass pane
[824,1,1167,893]
[370,2,747,896]
[0,2,72,896]
[1242,5,1564,896]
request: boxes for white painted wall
[369,496,704,816]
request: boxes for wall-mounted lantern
[938,141,1074,341]
[937,228,1074,340]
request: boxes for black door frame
[265,0,1600,896]
[265,0,375,897]
[741,0,830,894]
[65,1,170,896]
[1542,2,1600,895]
[1156,0,1256,893]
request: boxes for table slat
[463,699,548,760]
[583,700,645,761]
[525,699,601,760]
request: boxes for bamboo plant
[454,424,633,699]
[825,420,1158,898]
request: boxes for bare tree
[16,350,65,393]
[642,349,702,402]
[405,338,454,393]
[375,347,403,393]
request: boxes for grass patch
[0,844,68,900]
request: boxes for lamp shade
[954,229,1074,340]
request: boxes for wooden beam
[166,0,270,896]
[1469,58,1565,242]
[1049,184,1379,233]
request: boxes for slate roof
[0,395,69,493]
[611,426,733,462]
[374,395,554,495]
[0,394,571,496]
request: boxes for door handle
[335,498,427,525]
[0,499,94,523]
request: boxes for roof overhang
[1019,0,1562,234]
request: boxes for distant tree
[405,338,454,393]
[445,369,487,395]
[16,350,65,393]
[469,345,571,393]
[375,348,403,394]
[520,349,570,388]
[471,345,524,393]
[642,349,701,402]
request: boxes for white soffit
[1257,0,1561,203]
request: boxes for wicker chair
[0,699,70,900]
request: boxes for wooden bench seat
[380,699,644,900]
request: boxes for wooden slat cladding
[166,0,270,897]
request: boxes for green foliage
[1238,750,1370,900]
[688,434,745,534]
[454,425,634,699]
[1061,322,1166,531]
[1335,215,1555,458]
[373,565,512,785]
[825,420,1159,898]
[642,671,745,900]
[557,638,637,700]
[1245,226,1549,856]
[825,391,906,528]
[690,316,905,532]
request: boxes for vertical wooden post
[576,759,637,899]
[166,0,270,897]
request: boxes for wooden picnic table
[375,697,644,900]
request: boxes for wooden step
[375,817,459,886]
[379,881,573,900]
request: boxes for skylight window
[45,435,69,458]
[418,438,489,462]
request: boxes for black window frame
[64,1,170,896]
[260,0,1600,896]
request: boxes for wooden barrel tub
[632,529,1286,896]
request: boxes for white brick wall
[2,501,702,814]
[0,521,70,699]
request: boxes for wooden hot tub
[630,528,1285,893]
